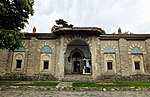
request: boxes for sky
[23,0,150,34]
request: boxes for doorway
[72,51,82,73]
[73,61,80,73]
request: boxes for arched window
[14,47,25,52]
[12,47,25,71]
[40,46,52,72]
[103,46,116,73]
[41,46,52,53]
[131,47,142,54]
[130,47,144,73]
[104,46,115,53]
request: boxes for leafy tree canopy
[0,0,34,50]
[112,31,133,34]
[123,31,133,34]
[55,19,73,28]
[101,29,106,34]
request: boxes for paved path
[1,90,150,97]
[56,82,73,88]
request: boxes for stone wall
[119,38,129,76]
[0,73,57,81]
[0,34,150,81]
[0,49,8,75]
[96,74,150,81]
[0,37,58,80]
[97,38,150,78]
[97,40,121,75]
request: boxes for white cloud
[23,0,150,34]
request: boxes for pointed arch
[14,47,26,52]
[64,35,92,53]
[15,53,23,59]
[131,47,143,54]
[128,44,145,54]
[38,42,54,52]
[70,48,84,58]
[103,46,115,53]
[102,44,118,53]
[41,46,52,53]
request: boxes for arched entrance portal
[64,39,91,75]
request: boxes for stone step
[56,82,72,88]
[62,74,93,82]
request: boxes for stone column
[7,51,13,74]
[91,36,98,78]
[26,37,38,76]
[145,39,150,73]
[0,49,9,75]
[116,52,121,75]
[119,38,129,76]
[56,36,65,79]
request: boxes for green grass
[0,81,59,87]
[73,82,150,87]
[1,81,150,87]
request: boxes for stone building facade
[0,27,150,81]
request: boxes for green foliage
[0,81,59,87]
[0,0,34,30]
[101,29,106,34]
[123,31,133,34]
[111,31,133,34]
[112,32,116,34]
[55,19,73,28]
[0,0,34,50]
[0,29,24,50]
[73,82,150,87]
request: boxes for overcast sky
[23,0,150,34]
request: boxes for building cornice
[23,33,57,39]
[100,34,150,40]
[52,27,104,35]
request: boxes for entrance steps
[62,74,94,82]
[56,82,72,88]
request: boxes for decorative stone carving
[128,44,145,54]
[38,42,54,52]
[63,35,92,53]
[101,44,118,53]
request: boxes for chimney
[118,27,122,34]
[32,27,36,33]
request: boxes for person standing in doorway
[77,63,80,73]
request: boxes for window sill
[105,70,116,75]
[134,70,144,74]
[12,68,23,72]
[41,69,50,73]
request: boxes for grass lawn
[1,81,150,87]
[0,81,59,87]
[73,82,150,87]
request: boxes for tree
[123,31,133,34]
[112,32,116,34]
[111,31,133,34]
[101,29,106,34]
[0,0,34,50]
[55,19,73,28]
